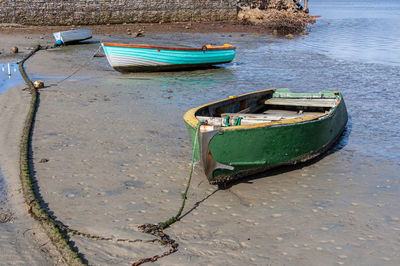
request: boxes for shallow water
[1,0,400,264]
[0,62,22,94]
[298,0,400,66]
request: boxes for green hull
[184,89,348,185]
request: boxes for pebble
[335,246,343,250]
[351,202,359,206]
[33,80,44,89]
[282,252,288,255]
[320,227,329,231]
[276,237,283,241]
[272,213,282,218]
[337,262,344,265]
[316,247,323,251]
[10,46,18,53]
[67,194,75,198]
[338,255,348,259]
[240,241,250,248]
[161,189,168,193]
[139,210,146,213]
[383,257,391,261]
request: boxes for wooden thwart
[197,116,273,126]
[265,98,337,108]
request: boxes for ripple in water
[293,0,400,65]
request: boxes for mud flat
[0,26,400,265]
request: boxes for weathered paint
[184,89,348,185]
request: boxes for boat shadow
[222,116,353,189]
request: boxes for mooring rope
[18,45,84,266]
[133,121,205,266]
[54,45,102,85]
[18,43,207,265]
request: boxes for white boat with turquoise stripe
[101,41,236,72]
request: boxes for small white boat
[53,29,92,45]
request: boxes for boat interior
[195,90,339,127]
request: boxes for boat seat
[264,98,337,108]
[197,116,273,126]
[221,113,294,120]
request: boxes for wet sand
[1,27,400,265]
[0,70,62,264]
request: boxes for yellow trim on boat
[205,44,234,49]
[184,88,275,128]
[183,88,342,131]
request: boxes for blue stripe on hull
[101,44,236,66]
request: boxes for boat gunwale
[101,41,236,51]
[183,88,343,131]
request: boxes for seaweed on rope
[18,45,207,265]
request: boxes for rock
[285,34,294,39]
[133,31,144,38]
[10,46,18,54]
[39,158,49,163]
[33,80,44,89]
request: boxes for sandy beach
[1,19,400,266]
[0,58,62,264]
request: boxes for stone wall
[237,0,295,10]
[0,0,237,25]
[0,0,294,25]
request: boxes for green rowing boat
[184,88,348,187]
